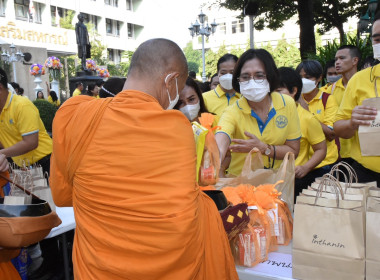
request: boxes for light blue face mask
[326,75,342,84]
[165,73,179,110]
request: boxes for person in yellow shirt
[215,49,301,176]
[45,82,61,107]
[72,82,83,97]
[334,15,380,185]
[296,60,339,173]
[203,54,240,117]
[0,68,52,174]
[277,67,327,199]
[327,45,361,162]
[320,60,341,93]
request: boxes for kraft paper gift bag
[30,177,56,212]
[366,196,380,280]
[293,175,365,280]
[358,94,380,156]
[215,149,295,211]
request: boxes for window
[231,21,237,34]
[15,0,29,20]
[34,2,42,23]
[219,22,226,34]
[50,6,70,27]
[106,19,121,36]
[83,13,98,31]
[0,0,6,16]
[105,0,118,7]
[106,19,112,34]
[108,49,113,61]
[238,19,245,33]
[116,49,122,63]
[126,0,132,10]
[127,23,134,39]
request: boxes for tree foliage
[59,10,75,30]
[216,0,368,58]
[183,42,202,74]
[260,36,301,68]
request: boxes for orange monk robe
[50,91,238,280]
[0,171,21,280]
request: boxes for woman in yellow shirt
[277,67,327,199]
[296,60,339,172]
[215,49,301,176]
[45,82,61,106]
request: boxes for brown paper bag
[293,175,365,280]
[215,149,295,211]
[366,196,380,280]
[358,97,380,156]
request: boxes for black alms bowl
[0,197,52,218]
[202,190,228,211]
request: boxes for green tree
[271,36,301,68]
[205,44,228,78]
[59,10,75,30]
[216,0,367,58]
[183,41,202,74]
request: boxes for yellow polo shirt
[327,78,351,159]
[0,92,52,166]
[296,105,325,167]
[302,89,339,168]
[336,66,380,173]
[320,83,332,94]
[47,95,61,107]
[73,88,82,97]
[202,85,241,117]
[217,92,301,176]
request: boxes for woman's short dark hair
[296,60,323,79]
[210,73,218,83]
[180,77,208,114]
[50,90,58,102]
[99,77,126,98]
[232,48,279,94]
[87,83,96,96]
[217,53,238,72]
[278,67,303,101]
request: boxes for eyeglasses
[238,73,267,85]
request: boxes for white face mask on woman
[301,78,317,94]
[219,73,233,90]
[373,43,380,60]
[239,79,270,102]
[179,102,200,121]
[165,74,179,110]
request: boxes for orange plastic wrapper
[223,181,293,251]
[198,113,220,186]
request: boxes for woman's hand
[230,132,265,153]
[295,165,310,179]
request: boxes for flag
[29,1,35,22]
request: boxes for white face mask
[326,75,342,84]
[219,73,233,90]
[239,79,270,102]
[179,102,200,121]
[373,43,380,60]
[301,78,317,94]
[165,74,179,110]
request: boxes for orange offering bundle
[224,181,293,267]
[198,113,220,185]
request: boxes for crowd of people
[0,10,379,280]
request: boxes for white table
[236,243,295,280]
[45,207,75,280]
[46,207,75,238]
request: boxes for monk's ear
[164,72,180,88]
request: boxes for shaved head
[128,38,188,81]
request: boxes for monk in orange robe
[50,39,238,280]
[0,155,21,280]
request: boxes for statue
[75,13,91,71]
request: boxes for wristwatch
[264,144,271,156]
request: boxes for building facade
[0,0,144,98]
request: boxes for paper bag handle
[315,173,344,207]
[329,162,358,193]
